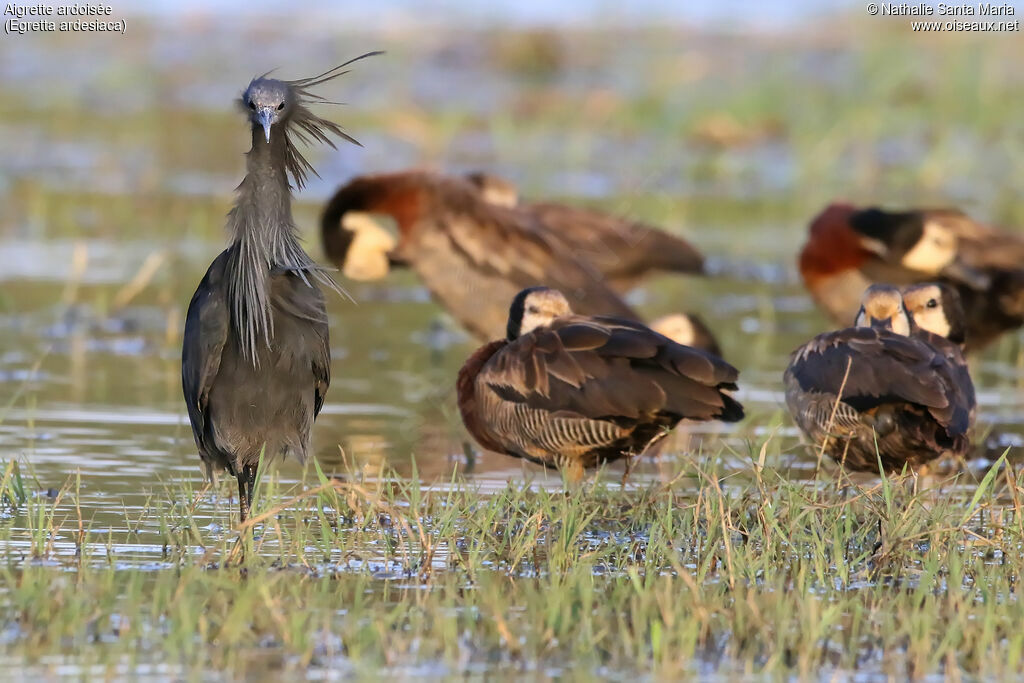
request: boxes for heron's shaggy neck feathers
[223,53,379,363]
[226,113,338,364]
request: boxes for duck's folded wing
[483,319,743,422]
[441,205,639,319]
[788,328,962,429]
[530,202,705,279]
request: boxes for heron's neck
[229,125,305,267]
[226,124,321,363]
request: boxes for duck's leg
[621,454,636,488]
[562,459,585,487]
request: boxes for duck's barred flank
[480,386,629,461]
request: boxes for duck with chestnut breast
[799,203,1024,350]
[321,170,641,342]
[464,171,706,292]
[784,284,974,473]
[456,287,744,482]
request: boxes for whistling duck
[799,204,1024,350]
[456,287,744,481]
[465,171,706,292]
[321,171,640,342]
[784,284,974,473]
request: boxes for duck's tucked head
[902,282,967,345]
[850,208,958,274]
[337,212,397,281]
[507,287,572,340]
[651,313,697,347]
[901,220,958,273]
[466,172,519,208]
[855,284,911,335]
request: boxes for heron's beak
[258,108,274,143]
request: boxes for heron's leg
[237,464,257,523]
[236,471,250,523]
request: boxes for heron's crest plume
[227,52,381,363]
[275,51,382,190]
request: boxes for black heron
[182,53,379,522]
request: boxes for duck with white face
[464,171,519,208]
[799,203,1024,351]
[505,286,573,339]
[784,284,974,474]
[456,287,744,482]
[649,313,723,359]
[319,169,722,355]
[902,282,967,347]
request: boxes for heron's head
[902,282,966,345]
[507,287,572,340]
[855,284,910,335]
[237,52,381,188]
[242,78,293,143]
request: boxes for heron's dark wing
[482,316,743,423]
[269,270,333,419]
[788,327,964,431]
[311,297,330,419]
[181,249,231,454]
